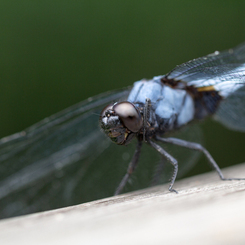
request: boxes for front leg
[143,98,151,142]
[114,140,142,195]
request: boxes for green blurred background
[0,1,245,174]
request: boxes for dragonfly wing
[163,42,245,130]
[214,85,245,132]
[0,88,130,218]
[165,42,245,89]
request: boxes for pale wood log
[1,163,245,245]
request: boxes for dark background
[1,1,245,175]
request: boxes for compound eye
[113,102,142,132]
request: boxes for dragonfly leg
[148,140,178,193]
[156,136,245,181]
[114,140,142,195]
[143,98,151,142]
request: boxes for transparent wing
[165,42,245,131]
[165,42,245,91]
[0,86,203,219]
[0,88,130,219]
[214,85,245,132]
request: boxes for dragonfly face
[0,42,245,218]
[100,102,143,145]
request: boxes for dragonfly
[0,42,245,219]
[100,43,245,194]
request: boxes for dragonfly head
[100,101,143,145]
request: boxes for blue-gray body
[127,76,195,133]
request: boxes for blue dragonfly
[0,42,245,219]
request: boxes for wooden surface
[1,163,245,245]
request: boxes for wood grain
[1,163,245,245]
